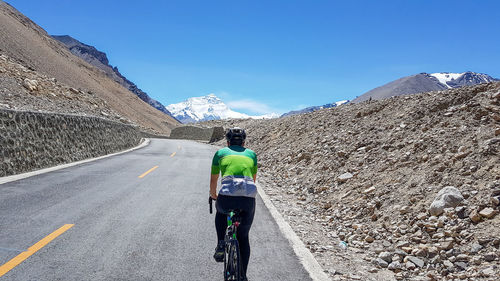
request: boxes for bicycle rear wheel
[224,240,241,281]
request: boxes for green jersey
[211,145,258,197]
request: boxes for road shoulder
[256,181,331,281]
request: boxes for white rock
[337,172,353,183]
[429,186,464,216]
[22,78,38,91]
[362,186,376,194]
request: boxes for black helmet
[226,127,246,142]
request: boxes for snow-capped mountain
[429,72,496,89]
[352,71,498,103]
[166,94,278,123]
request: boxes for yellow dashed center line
[0,224,74,277]
[170,152,176,157]
[138,166,159,178]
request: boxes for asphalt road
[0,139,312,281]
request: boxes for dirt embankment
[201,82,500,280]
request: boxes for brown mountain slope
[0,2,178,134]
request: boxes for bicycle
[209,197,243,281]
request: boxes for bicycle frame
[224,211,242,281]
[209,197,243,281]
[226,211,240,240]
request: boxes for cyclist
[210,127,257,281]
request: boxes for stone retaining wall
[0,109,142,177]
[169,125,224,143]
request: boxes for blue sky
[6,0,500,115]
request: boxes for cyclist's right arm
[210,150,221,199]
[210,173,219,199]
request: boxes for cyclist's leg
[215,211,226,242]
[215,195,256,277]
[215,195,231,241]
[214,196,231,262]
[236,197,256,278]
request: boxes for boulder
[491,196,500,206]
[479,207,498,219]
[481,266,496,277]
[378,251,393,263]
[443,260,454,269]
[454,261,468,271]
[406,256,425,268]
[376,258,389,268]
[22,78,38,91]
[365,235,375,243]
[469,243,483,254]
[483,252,497,262]
[388,261,402,271]
[405,261,416,270]
[469,210,482,223]
[429,186,464,216]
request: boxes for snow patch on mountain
[335,100,349,106]
[166,94,278,123]
[250,112,280,119]
[430,72,496,89]
[430,73,464,88]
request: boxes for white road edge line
[0,138,151,185]
[256,182,331,281]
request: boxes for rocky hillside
[0,2,178,134]
[52,35,176,119]
[202,82,500,280]
[352,72,498,103]
[0,53,125,120]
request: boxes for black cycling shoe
[213,240,224,262]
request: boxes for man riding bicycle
[210,127,257,281]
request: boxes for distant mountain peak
[166,94,278,123]
[53,35,110,66]
[352,71,498,103]
[281,99,349,117]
